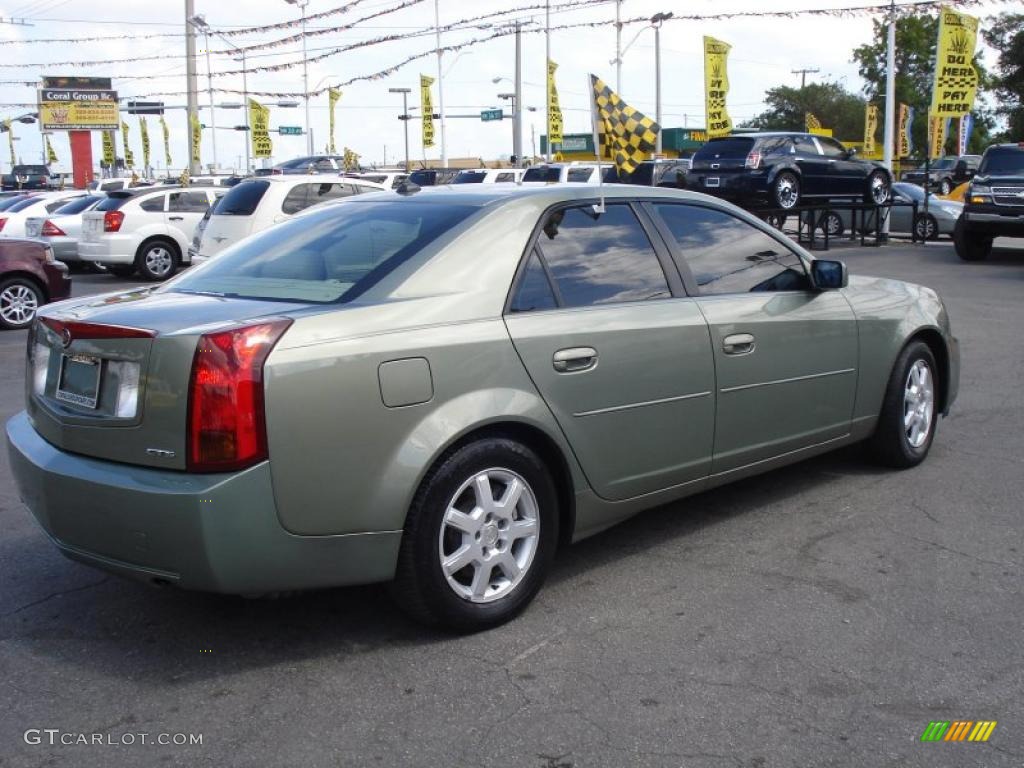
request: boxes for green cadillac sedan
[6,184,959,630]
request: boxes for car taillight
[187,319,292,473]
[271,168,283,175]
[40,219,65,237]
[104,210,124,232]
[0,217,6,232]
[745,150,762,169]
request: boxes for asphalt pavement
[1,243,1022,768]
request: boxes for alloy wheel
[903,360,934,449]
[915,215,937,240]
[0,283,39,327]
[437,468,540,603]
[870,174,890,205]
[775,175,799,209]
[144,246,173,278]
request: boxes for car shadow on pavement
[1,445,896,685]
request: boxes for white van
[194,175,385,262]
[521,162,603,184]
[451,168,524,184]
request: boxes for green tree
[982,13,1024,141]
[852,13,991,156]
[740,81,867,142]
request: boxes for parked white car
[194,175,385,262]
[78,187,224,280]
[521,163,603,184]
[342,171,409,189]
[24,195,106,265]
[0,191,91,237]
[451,168,524,184]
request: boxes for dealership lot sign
[37,76,119,131]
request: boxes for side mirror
[845,147,858,159]
[811,259,848,290]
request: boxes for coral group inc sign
[37,77,119,131]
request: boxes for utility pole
[200,24,217,171]
[881,0,896,240]
[615,0,623,94]
[390,87,412,172]
[185,0,200,175]
[514,21,523,166]
[545,0,551,162]
[434,0,447,167]
[792,67,820,89]
[285,0,312,155]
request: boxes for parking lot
[1,241,1022,767]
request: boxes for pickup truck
[1,164,53,191]
[954,144,1024,261]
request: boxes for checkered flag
[805,112,822,132]
[590,75,660,175]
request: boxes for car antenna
[395,180,421,196]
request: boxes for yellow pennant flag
[139,116,150,170]
[863,104,879,155]
[102,130,115,167]
[928,113,947,159]
[420,74,435,149]
[547,59,563,146]
[896,103,912,158]
[159,116,171,167]
[249,99,272,158]
[930,6,979,118]
[190,112,201,165]
[4,119,15,167]
[121,121,135,168]
[45,135,58,164]
[328,88,341,154]
[703,37,733,138]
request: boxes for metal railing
[747,199,923,251]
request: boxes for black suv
[686,132,892,211]
[1,164,52,191]
[954,143,1024,261]
[604,158,690,187]
[902,155,980,195]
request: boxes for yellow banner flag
[863,104,879,155]
[931,6,979,118]
[3,119,14,167]
[928,113,947,159]
[249,99,272,158]
[896,103,912,158]
[159,116,171,167]
[703,37,733,138]
[420,74,435,149]
[139,116,150,170]
[328,88,341,154]
[45,135,58,164]
[121,121,135,168]
[547,59,563,145]
[190,112,201,165]
[102,130,115,166]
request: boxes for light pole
[434,0,447,167]
[881,0,896,240]
[191,18,251,174]
[285,0,312,155]
[651,12,672,154]
[189,15,217,172]
[184,0,200,175]
[389,87,412,172]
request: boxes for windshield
[215,180,270,216]
[523,167,560,182]
[13,166,47,175]
[980,149,1024,176]
[53,196,102,215]
[166,201,478,304]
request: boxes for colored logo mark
[921,721,997,742]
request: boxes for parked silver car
[817,182,963,240]
[24,195,106,264]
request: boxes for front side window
[654,204,810,295]
[818,138,848,159]
[794,136,819,156]
[534,204,670,308]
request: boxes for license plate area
[56,354,102,409]
[704,177,720,188]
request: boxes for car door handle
[552,347,598,373]
[168,216,184,221]
[722,334,755,355]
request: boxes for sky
[0,0,1011,174]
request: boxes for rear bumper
[5,411,401,594]
[78,235,138,265]
[685,170,769,202]
[961,209,1024,238]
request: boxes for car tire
[865,171,891,205]
[771,172,800,210]
[938,178,952,196]
[820,211,844,237]
[391,437,560,631]
[869,341,939,469]
[0,276,44,330]
[953,218,992,261]
[913,213,939,241]
[107,265,137,278]
[761,214,787,230]
[135,239,179,282]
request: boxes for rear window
[45,197,82,213]
[7,197,42,212]
[523,167,560,182]
[408,170,437,186]
[695,137,755,157]
[94,194,134,211]
[14,165,47,176]
[980,148,1024,175]
[167,201,477,304]
[53,196,102,215]
[453,171,487,184]
[0,195,29,211]
[215,180,270,216]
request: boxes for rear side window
[510,250,558,312]
[168,191,211,213]
[408,170,436,186]
[654,204,810,294]
[281,183,353,215]
[523,167,560,182]
[495,172,516,183]
[166,201,478,304]
[453,171,487,184]
[139,194,166,212]
[215,180,269,216]
[794,136,819,155]
[533,204,670,308]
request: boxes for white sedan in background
[0,191,91,237]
